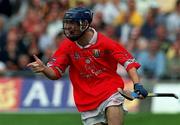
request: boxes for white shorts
[81,92,127,125]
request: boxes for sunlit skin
[63,21,81,38]
[64,20,94,47]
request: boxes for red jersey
[47,32,140,112]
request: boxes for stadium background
[0,0,180,125]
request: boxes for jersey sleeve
[47,42,70,78]
[109,40,140,71]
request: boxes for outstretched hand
[27,55,46,73]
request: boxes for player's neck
[77,29,94,47]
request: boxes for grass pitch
[0,113,180,125]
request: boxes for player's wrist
[134,83,142,88]
[134,83,148,98]
[42,64,48,72]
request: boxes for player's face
[63,20,81,39]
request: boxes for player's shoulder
[98,32,121,46]
[56,38,76,51]
[59,38,74,47]
[54,38,74,54]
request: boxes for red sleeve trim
[50,66,62,78]
[126,62,141,71]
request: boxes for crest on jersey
[74,52,80,59]
[92,49,100,58]
[85,58,91,64]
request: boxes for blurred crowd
[0,0,180,80]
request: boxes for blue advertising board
[0,77,77,112]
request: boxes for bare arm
[27,55,60,80]
[127,67,140,84]
[127,67,148,98]
[41,66,60,80]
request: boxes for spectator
[149,2,166,26]
[115,12,133,44]
[0,15,7,54]
[0,25,27,70]
[91,11,106,31]
[45,1,63,40]
[167,33,180,58]
[103,24,118,40]
[38,22,53,53]
[113,0,143,27]
[166,34,180,79]
[26,33,42,59]
[136,0,157,16]
[155,24,171,53]
[93,0,108,22]
[17,54,31,71]
[7,0,29,29]
[101,0,125,25]
[1,29,20,70]
[126,27,148,58]
[137,39,166,80]
[166,0,180,42]
[141,8,158,39]
[21,8,42,34]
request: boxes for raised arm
[27,55,60,80]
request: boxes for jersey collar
[76,27,97,49]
